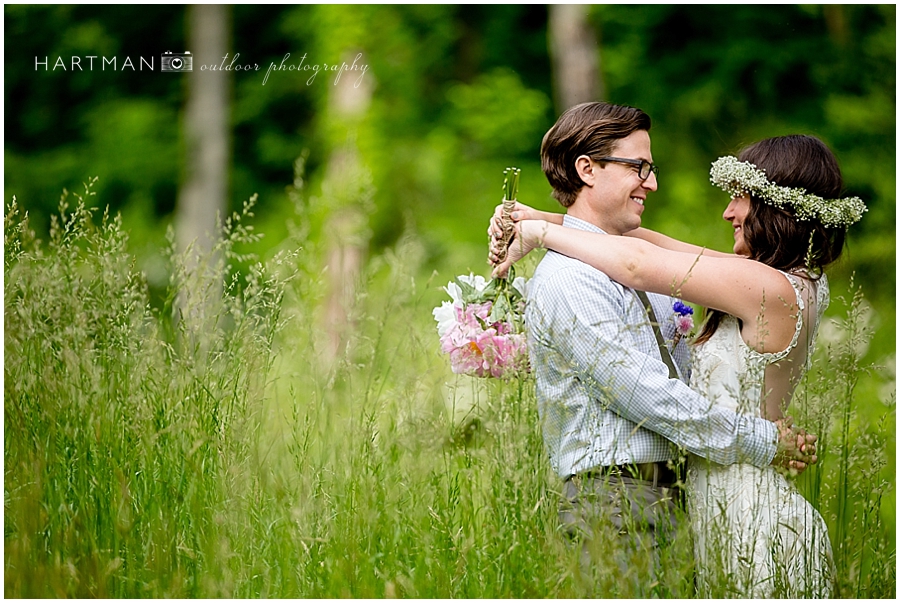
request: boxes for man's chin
[624,216,642,234]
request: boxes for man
[491,102,816,593]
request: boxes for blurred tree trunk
[175,4,230,318]
[548,5,602,110]
[322,51,375,364]
[823,5,848,47]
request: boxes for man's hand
[771,416,818,476]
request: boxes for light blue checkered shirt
[525,215,777,479]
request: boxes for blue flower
[673,300,694,316]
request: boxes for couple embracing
[488,102,865,597]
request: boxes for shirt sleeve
[531,264,778,468]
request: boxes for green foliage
[791,279,896,597]
[445,69,551,157]
[5,191,894,597]
[4,189,288,596]
[7,6,891,315]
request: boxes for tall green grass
[791,279,897,597]
[4,185,895,597]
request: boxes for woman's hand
[486,201,550,241]
[489,220,549,278]
[487,201,562,241]
[487,201,563,272]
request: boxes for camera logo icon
[161,51,192,72]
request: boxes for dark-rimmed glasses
[596,156,659,180]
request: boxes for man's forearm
[540,273,778,467]
[573,351,778,467]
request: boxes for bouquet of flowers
[432,168,529,378]
[432,273,528,378]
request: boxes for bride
[490,134,865,597]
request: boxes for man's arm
[534,263,778,467]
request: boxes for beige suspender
[634,289,679,380]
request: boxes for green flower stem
[495,167,520,266]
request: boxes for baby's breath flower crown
[709,156,866,228]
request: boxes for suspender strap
[634,289,679,380]
[634,289,688,487]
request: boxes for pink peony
[433,274,529,379]
[439,321,528,378]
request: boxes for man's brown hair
[540,102,651,207]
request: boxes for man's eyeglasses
[596,157,659,181]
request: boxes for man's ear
[575,155,595,187]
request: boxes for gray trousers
[559,472,685,596]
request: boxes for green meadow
[4,184,893,597]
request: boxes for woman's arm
[497,220,798,353]
[489,202,732,258]
[625,227,734,258]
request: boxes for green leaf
[454,277,477,301]
[480,277,499,299]
[489,294,510,323]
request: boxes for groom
[515,102,816,588]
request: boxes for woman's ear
[575,155,595,187]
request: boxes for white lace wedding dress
[687,271,834,598]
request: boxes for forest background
[6,5,894,346]
[4,4,896,598]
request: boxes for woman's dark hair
[695,135,847,345]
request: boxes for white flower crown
[709,156,866,228]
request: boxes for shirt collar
[562,214,607,235]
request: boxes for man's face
[576,130,658,235]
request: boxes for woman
[489,135,865,597]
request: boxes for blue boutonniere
[673,300,694,346]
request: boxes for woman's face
[723,194,751,256]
